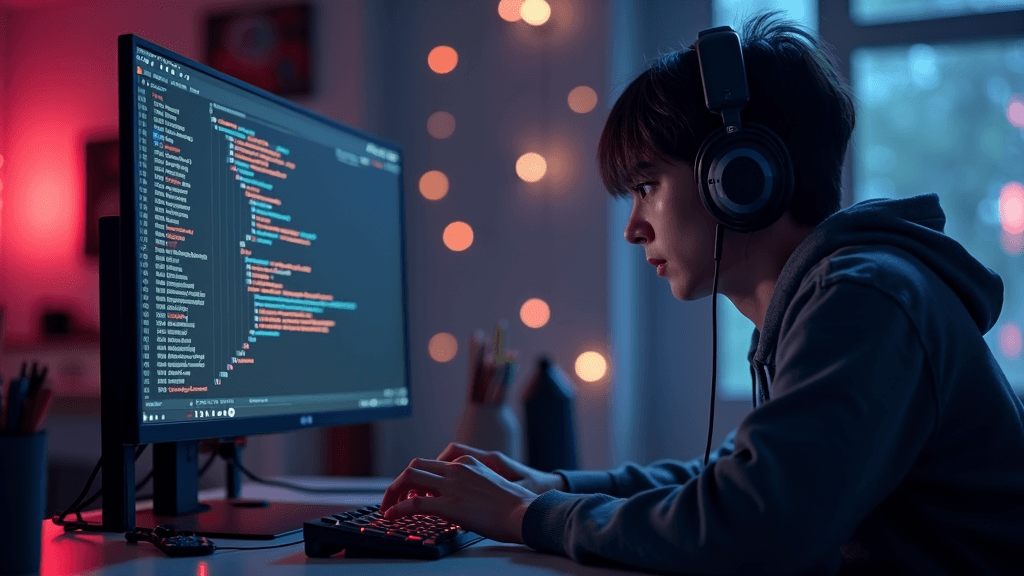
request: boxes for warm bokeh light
[428,45,458,74]
[419,170,449,200]
[498,0,524,21]
[520,0,551,25]
[567,86,598,113]
[443,221,474,251]
[0,153,5,168]
[1000,230,1024,256]
[575,351,607,382]
[998,322,1022,360]
[519,298,550,328]
[998,181,1024,234]
[1008,96,1024,129]
[516,152,547,182]
[427,111,456,139]
[429,332,459,362]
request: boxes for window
[851,40,1024,392]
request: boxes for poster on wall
[205,2,313,97]
[85,138,120,256]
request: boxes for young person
[380,10,1024,574]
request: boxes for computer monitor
[99,34,410,538]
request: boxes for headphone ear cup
[696,123,794,233]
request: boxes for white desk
[40,477,637,576]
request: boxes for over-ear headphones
[693,26,794,233]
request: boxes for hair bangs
[598,72,665,199]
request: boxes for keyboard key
[303,504,485,560]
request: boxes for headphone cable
[705,224,725,467]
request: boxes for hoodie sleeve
[521,279,938,575]
[554,430,737,497]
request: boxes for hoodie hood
[753,193,1004,368]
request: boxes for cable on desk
[226,452,385,494]
[216,539,305,551]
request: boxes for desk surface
[41,476,636,576]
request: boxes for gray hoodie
[522,194,1024,575]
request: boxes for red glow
[999,181,1024,235]
[1008,95,1024,129]
[998,322,1022,360]
[198,561,208,576]
[3,117,86,270]
[1000,230,1024,256]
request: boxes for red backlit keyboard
[303,504,485,559]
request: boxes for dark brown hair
[598,9,856,227]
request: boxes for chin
[671,278,714,301]
[670,281,699,301]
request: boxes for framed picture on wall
[84,138,120,256]
[205,2,313,97]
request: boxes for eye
[632,181,655,199]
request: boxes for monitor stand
[137,440,357,540]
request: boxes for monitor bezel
[117,34,412,446]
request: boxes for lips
[648,258,668,277]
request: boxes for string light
[498,0,524,22]
[520,0,551,26]
[427,111,456,139]
[567,86,598,113]
[429,332,459,362]
[575,351,607,382]
[443,221,474,251]
[428,46,459,74]
[516,152,547,182]
[419,170,449,200]
[520,298,550,328]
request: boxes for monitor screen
[119,35,410,445]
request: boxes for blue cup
[0,432,47,576]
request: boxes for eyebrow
[628,161,656,182]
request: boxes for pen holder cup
[455,401,523,463]
[0,432,47,576]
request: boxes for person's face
[622,159,720,300]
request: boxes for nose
[624,207,649,245]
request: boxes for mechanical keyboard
[303,504,485,559]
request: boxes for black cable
[216,539,305,551]
[54,446,220,529]
[705,224,725,468]
[52,445,148,527]
[227,453,380,494]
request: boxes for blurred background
[0,0,1022,516]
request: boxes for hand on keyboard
[381,455,538,545]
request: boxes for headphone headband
[693,26,794,233]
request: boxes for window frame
[820,0,1024,211]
